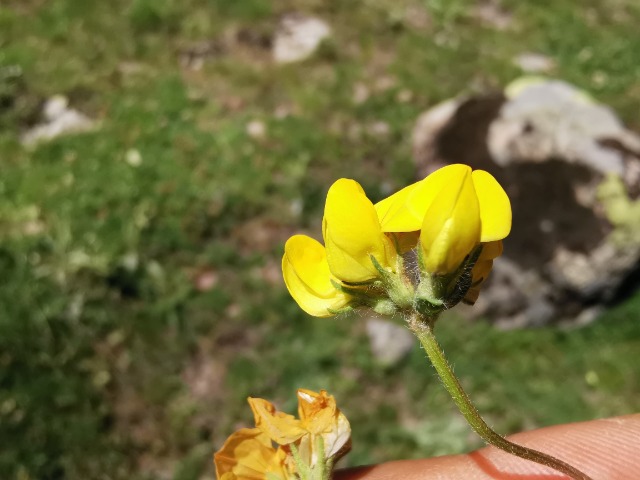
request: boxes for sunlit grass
[1,0,639,478]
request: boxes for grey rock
[366,317,415,366]
[488,78,638,175]
[411,78,640,327]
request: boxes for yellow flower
[214,390,351,480]
[282,179,399,317]
[376,164,511,275]
[282,235,350,318]
[282,165,511,316]
[323,179,396,283]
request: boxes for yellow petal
[376,164,472,232]
[478,240,503,261]
[463,259,494,305]
[282,235,350,317]
[471,260,493,284]
[462,244,500,305]
[386,231,420,253]
[322,410,351,459]
[323,179,396,283]
[375,182,420,232]
[249,397,307,445]
[471,170,512,242]
[420,168,481,274]
[214,428,287,480]
[296,389,336,435]
[463,286,481,305]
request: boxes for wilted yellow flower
[282,235,350,318]
[323,179,396,283]
[250,389,351,468]
[214,390,351,480]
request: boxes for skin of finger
[335,414,640,480]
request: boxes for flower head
[282,164,512,319]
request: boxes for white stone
[43,95,69,121]
[246,119,267,139]
[513,52,555,73]
[125,149,143,167]
[273,15,331,64]
[488,77,640,175]
[22,95,97,147]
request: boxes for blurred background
[1,1,639,479]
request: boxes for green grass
[1,0,640,478]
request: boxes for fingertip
[481,413,640,479]
[335,415,640,480]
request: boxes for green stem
[289,443,312,480]
[408,314,593,480]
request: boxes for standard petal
[324,179,396,283]
[420,168,481,274]
[472,170,512,242]
[282,235,350,317]
[375,182,421,232]
[376,164,472,232]
[214,427,287,480]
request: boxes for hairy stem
[408,314,593,480]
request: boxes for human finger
[335,414,640,480]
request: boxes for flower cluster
[282,164,512,319]
[214,389,351,480]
